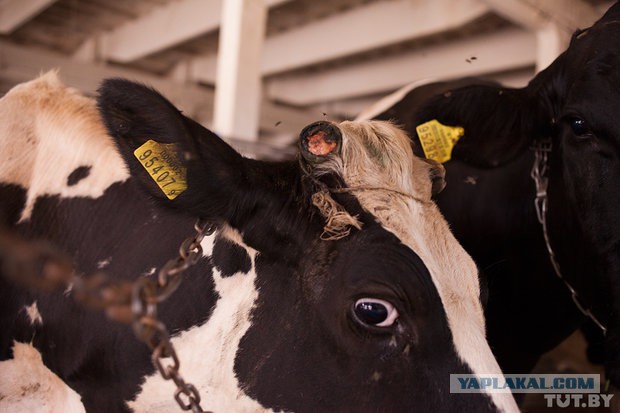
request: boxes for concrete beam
[187,0,490,84]
[0,0,57,34]
[266,28,537,105]
[481,0,598,73]
[480,0,600,32]
[96,0,289,63]
[0,40,316,137]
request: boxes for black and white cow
[0,72,518,412]
[362,1,620,390]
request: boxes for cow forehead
[565,14,620,76]
[338,120,433,198]
[0,71,128,221]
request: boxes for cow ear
[425,159,446,195]
[97,79,189,151]
[414,84,535,167]
[97,78,244,217]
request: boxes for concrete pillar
[213,0,267,141]
[536,23,569,72]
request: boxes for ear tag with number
[415,119,464,163]
[133,140,187,200]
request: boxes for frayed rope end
[311,190,362,241]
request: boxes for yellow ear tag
[133,140,187,200]
[415,120,464,163]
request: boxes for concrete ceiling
[0,0,614,157]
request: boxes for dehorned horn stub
[299,121,342,164]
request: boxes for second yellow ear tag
[133,140,187,200]
[415,120,464,163]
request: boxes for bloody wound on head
[300,121,342,163]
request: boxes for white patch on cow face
[128,227,272,413]
[0,71,129,222]
[0,341,85,413]
[320,120,518,413]
[23,301,43,326]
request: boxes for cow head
[537,3,620,384]
[381,2,620,387]
[97,79,517,412]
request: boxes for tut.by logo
[543,394,614,409]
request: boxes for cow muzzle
[299,121,342,164]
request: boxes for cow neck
[530,138,608,334]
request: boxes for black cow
[0,72,518,412]
[364,1,620,390]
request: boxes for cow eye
[353,298,398,327]
[568,117,592,138]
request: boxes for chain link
[530,140,608,335]
[0,218,216,412]
[132,218,215,413]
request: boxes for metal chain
[132,218,215,413]
[530,139,608,334]
[0,218,216,412]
